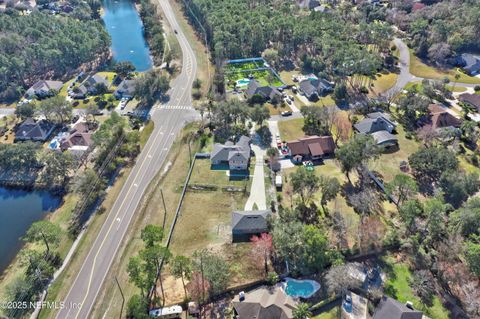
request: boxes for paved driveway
[244,144,267,210]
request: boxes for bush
[72,101,80,107]
[192,89,202,100]
[474,85,480,92]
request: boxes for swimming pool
[236,78,251,86]
[284,277,320,299]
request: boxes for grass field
[313,307,340,319]
[278,118,304,141]
[369,125,420,182]
[383,256,450,319]
[409,51,480,84]
[265,102,291,115]
[370,73,399,95]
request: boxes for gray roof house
[25,80,63,98]
[373,297,423,319]
[299,78,333,100]
[15,118,56,142]
[456,53,480,76]
[232,210,271,242]
[80,74,109,94]
[232,285,296,319]
[114,79,137,99]
[354,112,397,134]
[245,80,281,101]
[371,130,398,148]
[211,136,251,170]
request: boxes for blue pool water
[284,277,320,298]
[236,78,251,86]
[102,0,153,71]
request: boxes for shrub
[474,85,480,92]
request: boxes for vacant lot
[278,118,305,141]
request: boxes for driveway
[244,144,267,211]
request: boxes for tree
[411,270,435,306]
[41,150,73,187]
[464,236,480,277]
[141,224,164,247]
[325,263,363,296]
[301,225,330,273]
[332,112,352,144]
[290,167,320,205]
[37,96,73,123]
[187,272,211,304]
[424,197,450,243]
[134,71,170,104]
[114,61,136,79]
[170,256,192,298]
[450,197,480,238]
[408,147,458,184]
[399,200,423,234]
[249,105,269,126]
[386,174,418,207]
[24,221,62,256]
[397,93,429,131]
[15,103,34,120]
[193,78,202,89]
[336,134,379,181]
[439,170,480,208]
[293,303,312,319]
[319,176,340,208]
[250,233,273,275]
[300,105,334,136]
[192,249,229,296]
[126,294,149,319]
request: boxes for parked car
[281,111,292,116]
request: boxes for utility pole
[114,276,125,319]
[160,189,167,231]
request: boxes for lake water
[0,188,61,274]
[102,0,153,72]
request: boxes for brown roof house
[287,135,335,163]
[60,122,95,157]
[459,93,480,113]
[425,104,462,130]
[232,285,297,319]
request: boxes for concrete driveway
[245,144,267,211]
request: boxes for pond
[102,0,153,72]
[0,187,61,274]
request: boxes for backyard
[224,58,284,90]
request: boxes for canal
[0,188,61,274]
[102,0,153,72]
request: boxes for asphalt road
[54,0,199,317]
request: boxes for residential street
[53,0,199,318]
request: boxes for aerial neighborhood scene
[0,0,480,318]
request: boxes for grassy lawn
[265,102,291,116]
[279,70,302,86]
[370,73,399,95]
[369,125,420,182]
[409,50,480,84]
[278,118,304,141]
[313,307,340,319]
[316,95,336,107]
[383,256,450,319]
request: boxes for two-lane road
[54,0,198,318]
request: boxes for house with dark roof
[15,118,56,142]
[114,79,137,99]
[424,104,462,131]
[354,112,397,134]
[232,285,296,319]
[459,93,480,112]
[286,135,335,163]
[454,53,480,76]
[25,80,64,98]
[373,297,423,319]
[298,78,333,100]
[211,136,251,170]
[232,210,271,242]
[245,80,282,102]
